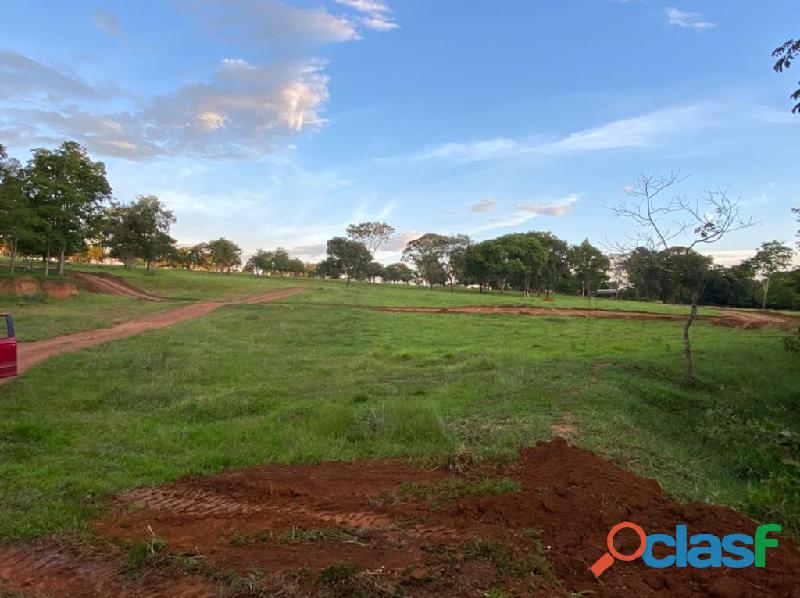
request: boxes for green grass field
[0,267,798,545]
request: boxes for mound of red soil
[0,276,41,297]
[71,271,164,301]
[2,439,798,597]
[41,279,79,299]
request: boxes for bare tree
[346,222,395,257]
[612,172,754,385]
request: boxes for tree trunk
[9,239,16,276]
[44,245,50,277]
[762,277,770,311]
[58,246,66,276]
[683,294,699,387]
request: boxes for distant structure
[594,288,619,298]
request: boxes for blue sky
[1,0,798,264]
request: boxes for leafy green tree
[383,262,414,283]
[402,233,470,288]
[773,38,800,114]
[104,195,176,271]
[364,260,385,283]
[326,237,371,284]
[315,257,342,279]
[207,238,242,272]
[750,240,795,310]
[526,232,569,297]
[345,222,395,256]
[568,239,610,296]
[26,141,112,275]
[0,145,39,274]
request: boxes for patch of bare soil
[13,288,303,376]
[374,305,800,330]
[3,439,799,597]
[71,271,166,302]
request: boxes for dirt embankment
[71,271,166,302]
[12,288,304,376]
[2,438,798,597]
[373,305,800,331]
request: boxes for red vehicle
[0,314,18,378]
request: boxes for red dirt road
[13,288,303,376]
[2,439,798,596]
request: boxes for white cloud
[0,1,397,160]
[470,194,579,233]
[516,194,580,217]
[334,0,398,31]
[470,198,497,213]
[665,7,716,30]
[413,105,716,163]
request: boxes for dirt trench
[372,305,800,331]
[2,439,798,597]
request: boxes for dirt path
[2,438,798,596]
[12,288,303,376]
[71,271,167,302]
[373,304,800,330]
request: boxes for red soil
[3,439,798,596]
[374,305,800,330]
[71,271,166,302]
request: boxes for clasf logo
[591,521,781,577]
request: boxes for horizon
[1,1,798,266]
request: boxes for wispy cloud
[469,198,497,213]
[516,194,580,217]
[334,0,398,31]
[470,194,579,233]
[665,7,716,30]
[413,105,716,163]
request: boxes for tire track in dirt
[0,545,214,597]
[9,288,303,378]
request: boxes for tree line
[312,220,799,311]
[0,141,244,274]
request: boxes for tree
[315,257,342,279]
[207,238,242,272]
[527,232,569,297]
[104,195,176,271]
[402,234,450,288]
[0,145,39,274]
[364,261,385,283]
[793,206,799,249]
[568,239,610,297]
[326,237,371,284]
[401,233,470,288]
[750,240,795,310]
[383,262,414,284]
[346,222,395,257]
[26,141,112,275]
[773,38,800,114]
[612,172,753,385]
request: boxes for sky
[0,0,798,265]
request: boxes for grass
[0,297,797,543]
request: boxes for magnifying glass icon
[590,521,647,577]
